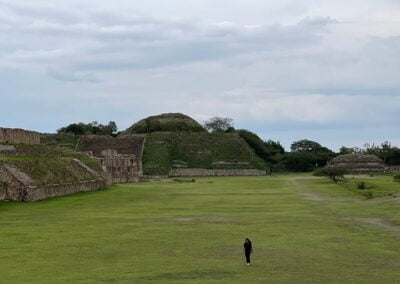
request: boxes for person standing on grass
[243,238,253,266]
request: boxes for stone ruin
[0,128,40,145]
[0,128,108,201]
[76,135,145,183]
[326,154,387,173]
[0,159,107,202]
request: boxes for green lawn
[1,174,400,283]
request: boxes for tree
[57,121,118,136]
[203,117,234,133]
[277,152,335,172]
[364,141,400,165]
[107,121,118,135]
[276,139,336,172]
[291,139,332,153]
[237,130,283,165]
[264,140,285,156]
[314,167,348,182]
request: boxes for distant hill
[124,113,206,134]
[142,132,266,175]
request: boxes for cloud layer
[0,0,399,150]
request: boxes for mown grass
[1,174,400,283]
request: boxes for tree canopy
[203,117,234,133]
[237,129,284,165]
[57,121,118,136]
[291,139,333,153]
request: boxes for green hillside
[0,144,101,185]
[142,132,266,175]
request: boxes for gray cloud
[0,0,399,150]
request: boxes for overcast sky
[0,0,399,151]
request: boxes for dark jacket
[244,241,252,255]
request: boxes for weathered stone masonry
[0,162,106,202]
[0,128,40,144]
[77,135,145,183]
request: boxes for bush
[58,121,118,136]
[394,174,400,182]
[313,167,348,182]
[357,181,366,189]
[362,191,374,199]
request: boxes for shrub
[313,167,348,182]
[357,181,366,189]
[394,174,400,182]
[362,191,374,199]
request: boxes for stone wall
[25,180,106,202]
[0,163,106,202]
[77,136,145,183]
[0,128,40,145]
[0,164,30,201]
[0,182,5,200]
[169,168,266,177]
[388,166,400,173]
[77,135,145,158]
[95,149,142,183]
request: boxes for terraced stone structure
[0,161,106,202]
[0,142,107,202]
[326,154,387,173]
[0,128,40,145]
[77,135,145,183]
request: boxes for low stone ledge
[25,179,106,201]
[169,168,266,177]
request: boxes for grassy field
[1,174,400,283]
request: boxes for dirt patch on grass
[299,192,356,202]
[355,218,398,230]
[146,216,231,224]
[300,192,327,202]
[141,269,236,281]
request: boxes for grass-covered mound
[124,113,206,134]
[0,144,101,185]
[142,132,266,175]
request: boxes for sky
[0,0,399,151]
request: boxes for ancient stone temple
[326,154,387,173]
[76,135,145,183]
